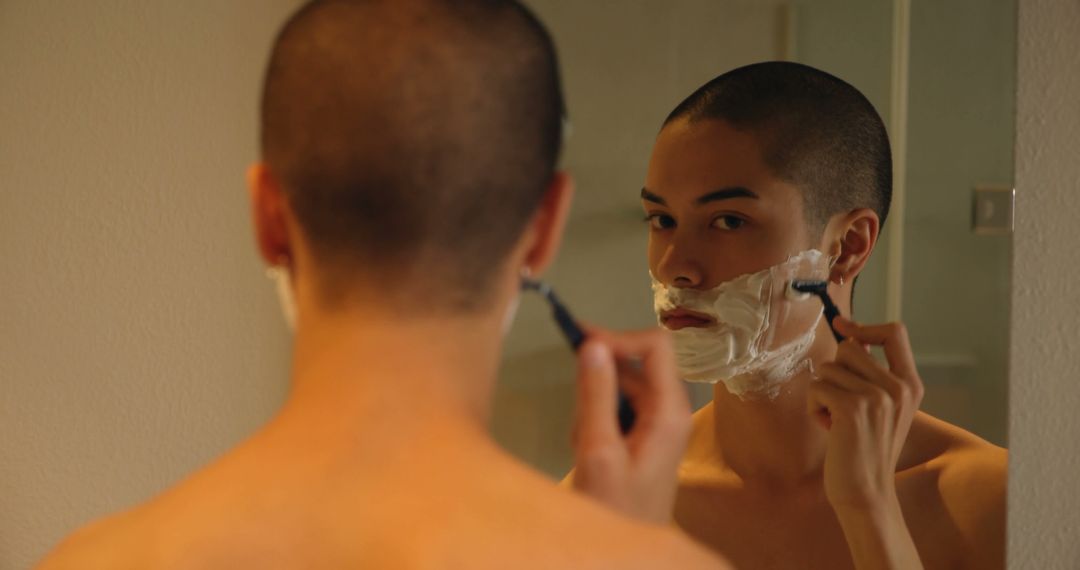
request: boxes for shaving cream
[652,249,827,399]
[268,265,297,331]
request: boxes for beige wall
[1008,0,1080,567]
[0,2,298,567]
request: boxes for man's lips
[660,308,716,330]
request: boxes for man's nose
[656,243,705,289]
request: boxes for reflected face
[643,118,816,295]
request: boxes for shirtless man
[639,62,1007,569]
[35,1,727,568]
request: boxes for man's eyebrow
[641,186,759,206]
[695,187,759,204]
[640,188,667,205]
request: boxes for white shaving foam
[268,265,297,331]
[652,249,826,399]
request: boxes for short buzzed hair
[260,0,564,312]
[665,61,892,232]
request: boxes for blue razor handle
[525,278,637,434]
[790,280,846,343]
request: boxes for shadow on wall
[492,347,578,478]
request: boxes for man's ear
[521,171,574,276]
[824,208,880,284]
[246,163,293,267]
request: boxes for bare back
[38,425,725,570]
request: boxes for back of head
[261,0,563,313]
[665,61,892,233]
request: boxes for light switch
[972,187,1014,235]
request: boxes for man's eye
[644,213,676,230]
[711,215,745,231]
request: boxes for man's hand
[569,327,692,525]
[808,317,926,569]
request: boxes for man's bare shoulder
[903,412,1006,497]
[904,412,1007,569]
[905,411,1006,476]
[35,510,147,570]
[33,452,286,569]
[38,457,728,570]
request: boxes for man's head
[250,0,571,318]
[644,61,890,301]
[644,62,891,395]
[664,61,891,234]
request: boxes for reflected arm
[835,500,925,570]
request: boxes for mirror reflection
[496,0,1013,567]
[498,0,1013,470]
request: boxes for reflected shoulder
[940,445,1007,570]
[904,411,1006,467]
[908,412,1006,570]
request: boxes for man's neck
[707,374,827,488]
[694,326,841,490]
[275,307,506,448]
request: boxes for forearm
[835,497,923,570]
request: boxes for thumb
[575,339,621,446]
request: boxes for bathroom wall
[0,1,299,567]
[1008,0,1080,566]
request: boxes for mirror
[0,0,1015,566]
[494,0,1014,476]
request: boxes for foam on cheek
[651,249,826,399]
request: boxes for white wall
[1008,0,1080,567]
[0,2,298,568]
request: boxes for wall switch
[972,187,1015,235]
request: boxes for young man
[36,1,728,568]
[641,62,1006,569]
